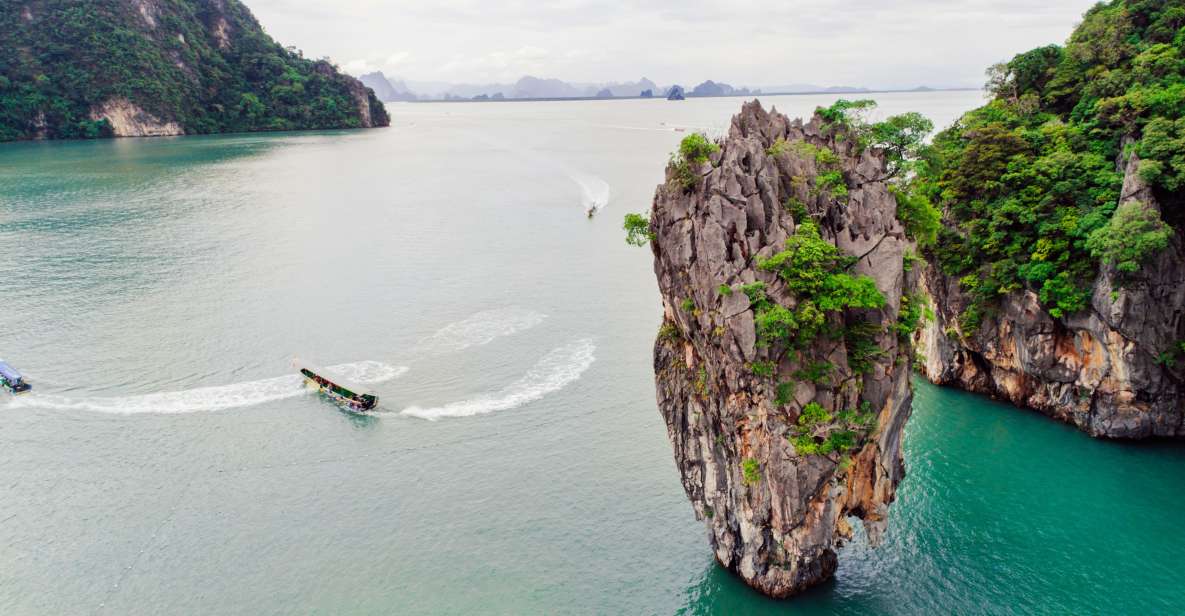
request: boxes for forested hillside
[919,0,1183,324]
[914,0,1185,438]
[0,0,389,140]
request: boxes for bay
[1,91,1182,614]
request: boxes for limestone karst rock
[916,149,1185,438]
[647,101,915,597]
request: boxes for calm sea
[1,91,1183,614]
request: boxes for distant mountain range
[358,72,418,102]
[359,74,665,100]
[355,73,948,103]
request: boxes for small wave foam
[10,361,407,415]
[325,360,408,384]
[400,338,595,420]
[416,308,547,354]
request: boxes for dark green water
[688,378,1185,614]
[1,93,1182,614]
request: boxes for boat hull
[1,381,30,396]
[301,375,377,412]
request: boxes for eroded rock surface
[917,152,1185,438]
[647,101,914,597]
[90,97,183,137]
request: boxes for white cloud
[342,58,375,75]
[439,46,554,81]
[246,0,1099,88]
[385,51,412,66]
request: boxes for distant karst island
[357,72,961,103]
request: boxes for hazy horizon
[247,0,1098,90]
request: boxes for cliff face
[909,0,1185,439]
[88,98,184,137]
[648,101,914,597]
[0,0,388,141]
[918,153,1185,438]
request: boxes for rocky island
[629,100,936,596]
[913,0,1185,438]
[0,0,389,141]
[625,0,1184,599]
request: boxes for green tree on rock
[1086,201,1172,273]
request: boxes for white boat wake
[399,338,596,420]
[415,308,547,354]
[9,361,407,415]
[567,170,610,215]
[462,130,612,215]
[9,309,567,416]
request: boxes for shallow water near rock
[2,92,1183,614]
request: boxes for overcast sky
[247,0,1098,88]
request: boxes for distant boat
[294,359,378,411]
[0,361,31,395]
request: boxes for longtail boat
[294,360,378,411]
[0,361,31,395]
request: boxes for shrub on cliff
[890,185,940,246]
[623,213,654,246]
[816,99,933,178]
[746,221,886,352]
[1086,201,1173,273]
[790,400,875,456]
[678,132,720,163]
[759,221,885,312]
[812,100,940,240]
[664,133,720,191]
[1136,117,1185,191]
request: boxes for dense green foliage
[679,132,720,163]
[792,360,833,385]
[741,218,887,417]
[623,212,654,246]
[666,132,718,190]
[1086,200,1173,271]
[741,458,762,485]
[743,221,885,352]
[890,185,942,246]
[749,361,776,378]
[0,0,388,140]
[789,400,876,456]
[894,293,927,341]
[815,99,942,243]
[918,0,1183,322]
[817,98,934,179]
[817,99,878,126]
[820,97,929,177]
[869,112,935,177]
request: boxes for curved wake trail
[415,308,547,354]
[460,130,611,215]
[9,309,557,416]
[567,171,610,215]
[400,338,596,420]
[9,361,407,415]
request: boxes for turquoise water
[1,92,1182,614]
